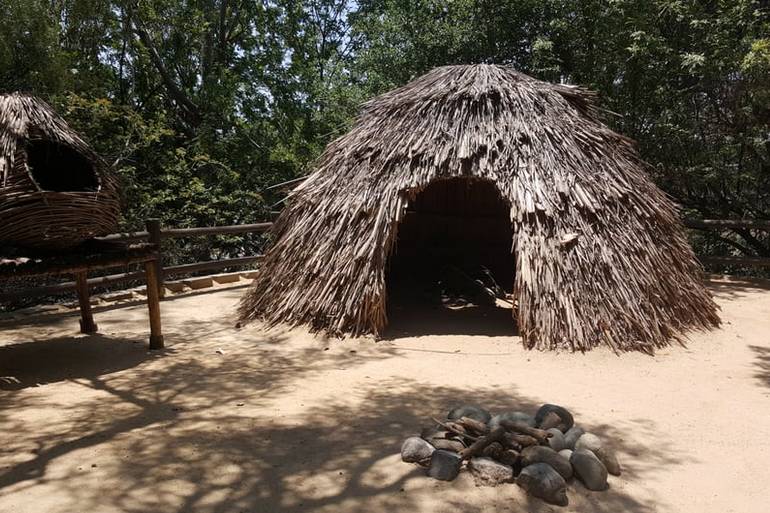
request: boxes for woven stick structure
[0,93,119,251]
[239,64,719,352]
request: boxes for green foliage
[52,92,269,262]
[351,0,770,263]
[0,0,68,93]
[0,0,767,267]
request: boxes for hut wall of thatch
[239,65,720,352]
[0,93,120,251]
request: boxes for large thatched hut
[239,64,719,352]
[0,93,119,251]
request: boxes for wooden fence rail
[1,219,271,302]
[682,218,770,268]
[2,217,769,302]
[682,219,770,230]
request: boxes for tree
[1,0,767,265]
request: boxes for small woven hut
[239,64,719,352]
[0,93,119,251]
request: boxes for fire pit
[400,404,621,506]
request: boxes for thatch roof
[0,93,119,250]
[239,64,719,352]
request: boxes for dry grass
[0,93,119,251]
[239,64,719,352]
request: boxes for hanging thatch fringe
[238,64,720,352]
[0,93,119,251]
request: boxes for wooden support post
[75,271,98,333]
[144,260,165,350]
[146,218,165,298]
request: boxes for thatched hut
[0,93,119,251]
[239,64,719,352]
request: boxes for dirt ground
[1,277,769,513]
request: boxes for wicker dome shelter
[239,64,720,352]
[0,93,119,251]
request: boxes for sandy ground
[1,277,769,513]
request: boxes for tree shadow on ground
[0,334,161,391]
[1,357,679,513]
[0,286,680,513]
[0,326,399,500]
[749,345,770,388]
[100,383,679,512]
[705,278,770,301]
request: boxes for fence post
[146,218,165,298]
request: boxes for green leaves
[681,52,706,72]
[742,38,770,77]
[0,0,68,94]
[0,0,767,263]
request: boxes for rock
[595,446,622,476]
[517,463,569,506]
[422,425,465,452]
[546,428,566,451]
[538,411,562,431]
[558,449,573,461]
[521,446,573,480]
[574,432,603,453]
[427,450,463,481]
[535,404,574,432]
[430,438,465,452]
[468,457,514,485]
[447,405,491,424]
[401,437,435,464]
[488,411,537,429]
[498,449,520,467]
[482,441,504,459]
[563,426,585,449]
[570,449,608,491]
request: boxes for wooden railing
[682,218,770,268]
[1,219,272,301]
[2,217,769,302]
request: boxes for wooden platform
[0,241,164,349]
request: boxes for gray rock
[574,432,603,453]
[467,457,514,485]
[498,449,520,467]
[547,428,566,451]
[488,411,537,429]
[401,437,435,464]
[430,438,465,452]
[427,450,463,481]
[535,404,574,432]
[447,405,491,424]
[517,463,569,506]
[558,449,573,461]
[594,446,621,476]
[570,449,608,491]
[521,445,573,480]
[482,441,504,459]
[563,426,585,449]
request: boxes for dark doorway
[385,177,517,337]
[27,139,99,192]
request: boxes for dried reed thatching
[239,64,720,352]
[0,93,119,251]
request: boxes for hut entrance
[385,177,517,337]
[26,140,98,192]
